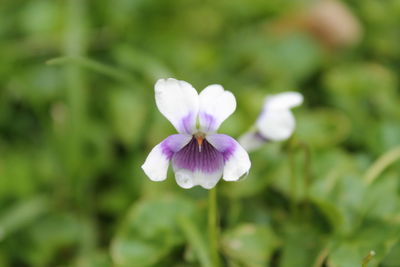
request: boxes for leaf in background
[327,219,400,267]
[221,223,279,267]
[280,223,326,267]
[111,195,199,267]
[221,144,284,198]
[108,88,147,147]
[26,213,81,266]
[296,109,351,149]
[0,196,48,241]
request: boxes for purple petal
[199,112,217,133]
[160,134,193,160]
[179,112,196,134]
[172,137,224,173]
[205,134,237,161]
[207,134,251,181]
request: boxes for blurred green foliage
[1,0,400,266]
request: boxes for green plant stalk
[364,146,400,185]
[288,137,297,217]
[47,56,136,85]
[179,216,212,267]
[362,251,376,267]
[63,0,96,257]
[208,187,220,267]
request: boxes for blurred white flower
[239,92,303,151]
[142,78,251,189]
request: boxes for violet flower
[239,92,303,151]
[142,78,251,189]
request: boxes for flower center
[194,132,206,152]
[172,136,224,173]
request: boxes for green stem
[364,146,400,185]
[63,0,96,257]
[288,137,297,217]
[362,251,376,267]
[179,216,212,267]
[47,56,135,85]
[208,187,220,267]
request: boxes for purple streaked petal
[205,134,237,161]
[171,136,224,189]
[198,112,217,133]
[207,134,251,181]
[172,137,224,173]
[179,112,196,134]
[142,134,191,182]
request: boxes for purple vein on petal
[160,134,191,160]
[200,112,216,132]
[180,113,195,134]
[172,137,224,173]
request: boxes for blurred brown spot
[270,0,362,49]
[305,0,362,48]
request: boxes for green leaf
[111,195,199,267]
[280,223,326,267]
[327,219,400,267]
[108,88,147,146]
[221,224,279,267]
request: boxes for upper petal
[257,109,295,141]
[155,78,199,134]
[206,134,251,181]
[142,134,192,181]
[198,84,236,133]
[256,91,303,141]
[263,92,303,110]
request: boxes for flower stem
[208,187,220,267]
[362,251,376,267]
[364,146,400,185]
[288,137,297,217]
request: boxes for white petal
[207,134,251,181]
[264,92,303,110]
[257,109,295,141]
[198,84,236,133]
[256,91,303,142]
[155,78,199,134]
[141,144,169,182]
[174,169,223,189]
[238,131,266,152]
[141,134,192,181]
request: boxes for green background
[1,0,400,266]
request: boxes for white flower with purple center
[142,78,251,189]
[239,92,303,152]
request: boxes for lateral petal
[142,134,192,181]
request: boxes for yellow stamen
[196,136,204,152]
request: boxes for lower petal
[206,134,251,181]
[174,169,223,189]
[142,134,192,181]
[171,137,225,189]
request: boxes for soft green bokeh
[1,0,400,266]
